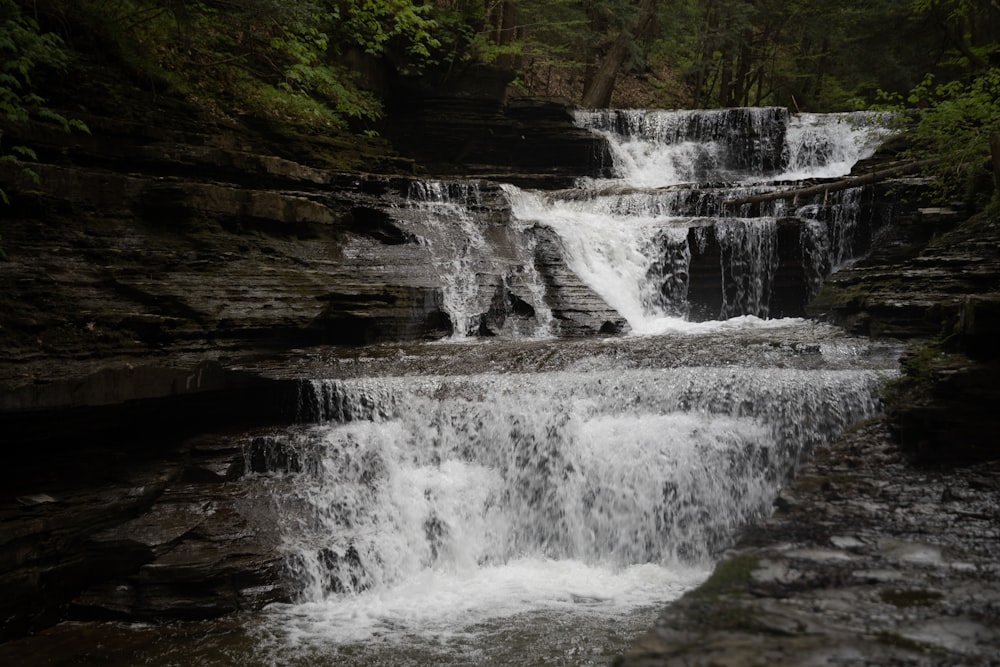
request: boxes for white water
[239,108,899,666]
[402,181,491,338]
[247,347,894,664]
[399,180,555,339]
[500,108,891,332]
[780,112,892,180]
[575,108,887,187]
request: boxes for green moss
[689,555,759,599]
[880,588,943,607]
[899,343,943,381]
[881,340,942,405]
[808,282,870,310]
[704,604,797,636]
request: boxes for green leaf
[10,145,37,160]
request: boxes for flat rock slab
[619,420,1000,666]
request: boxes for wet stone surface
[619,419,1000,666]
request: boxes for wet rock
[529,225,629,336]
[0,434,287,638]
[617,420,1000,666]
[808,212,1000,341]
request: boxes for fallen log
[723,158,938,208]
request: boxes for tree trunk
[581,0,657,108]
[722,159,939,208]
[718,51,733,107]
[489,1,520,70]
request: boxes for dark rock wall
[0,81,623,640]
[387,65,613,185]
[0,431,287,641]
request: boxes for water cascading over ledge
[236,323,899,666]
[366,107,894,339]
[229,107,902,666]
[503,107,894,331]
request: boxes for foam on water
[268,557,708,649]
[779,112,891,180]
[250,361,891,660]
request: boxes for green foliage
[66,0,452,128]
[1,0,88,218]
[878,68,1000,208]
[334,0,442,61]
[516,1,590,76]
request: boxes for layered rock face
[0,433,287,639]
[0,117,617,403]
[0,73,625,639]
[807,201,1000,463]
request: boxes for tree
[886,68,1000,209]
[875,0,1000,209]
[53,0,451,128]
[581,0,658,108]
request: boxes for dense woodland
[2,0,999,208]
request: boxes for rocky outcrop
[387,65,613,186]
[530,224,629,335]
[0,63,626,640]
[806,206,1000,463]
[619,420,1000,666]
[0,431,287,640]
[806,203,1000,339]
[0,150,618,414]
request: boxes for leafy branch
[876,67,1000,210]
[1,0,89,206]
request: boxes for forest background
[2,0,999,208]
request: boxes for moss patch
[689,555,759,599]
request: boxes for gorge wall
[1,60,998,658]
[0,66,628,639]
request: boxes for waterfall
[402,181,490,338]
[251,347,893,658]
[392,180,554,338]
[574,107,790,184]
[239,107,901,666]
[498,107,893,331]
[781,112,891,180]
[369,109,891,339]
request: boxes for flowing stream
[230,108,899,666]
[36,108,898,666]
[244,331,897,667]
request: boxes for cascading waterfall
[377,108,890,339]
[248,334,898,665]
[781,112,891,180]
[396,180,555,339]
[574,107,789,183]
[498,108,891,332]
[234,108,901,666]
[402,181,490,338]
[282,365,885,584]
